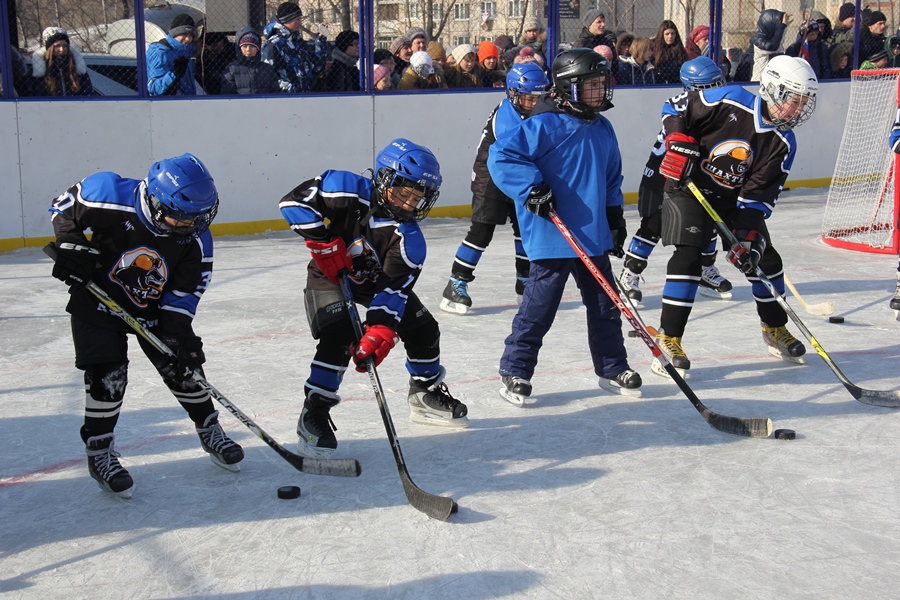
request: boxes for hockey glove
[526,183,555,217]
[172,56,189,78]
[659,133,700,185]
[50,235,101,289]
[606,205,627,258]
[728,229,767,274]
[351,324,399,372]
[154,334,205,382]
[306,238,353,284]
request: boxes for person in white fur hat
[397,50,445,89]
[31,27,94,96]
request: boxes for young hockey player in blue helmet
[48,153,242,498]
[616,56,734,313]
[441,62,550,314]
[279,138,469,459]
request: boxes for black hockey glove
[727,209,767,275]
[50,235,100,289]
[526,183,555,217]
[154,334,205,382]
[606,205,627,258]
[172,56,189,78]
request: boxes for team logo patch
[348,237,381,284]
[700,140,753,189]
[110,247,168,307]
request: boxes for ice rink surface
[3,187,900,599]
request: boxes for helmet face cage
[680,57,726,91]
[506,63,549,113]
[147,192,219,238]
[372,139,442,223]
[552,49,613,117]
[372,168,440,222]
[145,153,219,238]
[759,56,818,130]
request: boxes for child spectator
[617,36,655,85]
[197,32,231,94]
[147,14,197,96]
[261,2,328,93]
[373,64,393,90]
[830,42,853,78]
[397,51,444,90]
[861,48,889,70]
[221,27,280,94]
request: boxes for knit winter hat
[582,8,605,28]
[493,35,514,52]
[691,25,709,43]
[373,64,391,86]
[239,31,262,50]
[838,3,855,22]
[405,27,427,43]
[335,30,359,52]
[390,36,411,55]
[869,10,887,25]
[169,14,195,37]
[867,49,889,63]
[451,43,476,64]
[478,40,499,62]
[593,44,614,61]
[43,27,69,49]
[427,41,446,62]
[409,51,434,76]
[276,2,303,24]
[523,18,541,32]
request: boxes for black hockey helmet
[551,48,613,119]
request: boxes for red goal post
[822,69,900,254]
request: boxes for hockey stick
[685,180,900,407]
[339,273,458,520]
[549,210,773,437]
[783,274,836,316]
[42,244,361,477]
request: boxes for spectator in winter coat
[577,9,617,51]
[830,3,856,49]
[616,36,655,85]
[397,51,445,90]
[786,20,831,80]
[859,10,888,68]
[445,44,487,88]
[373,64,393,91]
[324,30,360,91]
[651,20,687,84]
[517,18,547,64]
[197,32,231,95]
[685,25,709,59]
[221,28,280,95]
[829,41,853,78]
[406,27,427,53]
[750,9,792,81]
[478,41,502,86]
[389,36,412,88]
[616,32,634,62]
[861,49,890,70]
[889,36,900,68]
[147,14,197,96]
[31,27,94,97]
[593,44,617,85]
[261,2,328,93]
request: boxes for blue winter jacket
[147,35,196,96]
[488,96,623,260]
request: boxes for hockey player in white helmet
[651,54,817,378]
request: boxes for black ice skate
[408,369,469,427]
[616,268,643,303]
[196,410,245,472]
[440,276,473,315]
[891,278,900,320]
[651,329,690,378]
[761,321,807,364]
[84,432,134,499]
[599,369,643,397]
[697,264,733,300]
[297,390,340,458]
[499,375,533,406]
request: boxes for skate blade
[766,346,807,364]
[894,309,900,322]
[516,294,523,305]
[208,454,241,472]
[296,439,336,459]
[409,410,470,428]
[650,358,687,379]
[499,386,534,407]
[598,378,642,397]
[97,480,133,499]
[698,286,733,300]
[439,298,469,315]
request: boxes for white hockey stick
[784,274,835,316]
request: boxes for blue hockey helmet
[145,153,219,238]
[372,139,442,223]
[506,63,549,115]
[679,56,726,91]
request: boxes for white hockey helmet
[759,55,818,130]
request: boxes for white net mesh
[822,70,900,253]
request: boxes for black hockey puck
[628,330,640,338]
[773,429,796,440]
[828,316,845,324]
[277,485,301,499]
[450,501,459,514]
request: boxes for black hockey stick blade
[43,244,361,476]
[548,211,775,437]
[340,273,457,520]
[684,182,900,409]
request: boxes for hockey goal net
[822,69,900,254]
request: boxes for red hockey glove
[728,229,767,274]
[351,324,399,372]
[306,238,352,284]
[659,132,700,185]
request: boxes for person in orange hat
[478,40,502,86]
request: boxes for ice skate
[297,390,340,458]
[196,410,244,472]
[651,329,690,378]
[697,264,733,300]
[891,278,900,320]
[616,267,643,303]
[499,375,534,406]
[408,369,469,427]
[598,369,642,397]
[515,276,528,305]
[440,276,472,314]
[761,321,807,364]
[85,432,134,499]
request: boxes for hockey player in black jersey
[654,55,818,377]
[279,138,469,459]
[48,153,243,498]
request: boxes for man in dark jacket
[786,20,831,79]
[859,10,888,68]
[325,30,360,91]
